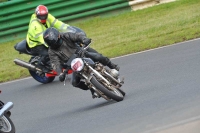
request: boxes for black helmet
[43,27,62,49]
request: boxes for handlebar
[83,42,92,50]
[63,42,92,70]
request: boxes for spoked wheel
[0,114,15,133]
[90,77,124,102]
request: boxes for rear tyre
[0,114,15,133]
[90,77,124,102]
[29,58,55,84]
[29,70,55,84]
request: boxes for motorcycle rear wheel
[0,114,15,133]
[28,58,55,84]
[90,77,124,102]
[29,70,55,84]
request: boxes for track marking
[1,38,200,85]
[113,38,200,60]
[0,77,31,86]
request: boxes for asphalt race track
[1,39,200,133]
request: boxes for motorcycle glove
[82,38,91,46]
[59,73,66,82]
[75,47,85,57]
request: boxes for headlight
[71,58,84,71]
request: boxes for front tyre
[29,70,55,84]
[0,114,15,133]
[90,77,124,102]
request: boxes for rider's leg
[30,45,50,72]
[71,72,96,97]
[85,50,120,71]
[71,72,89,90]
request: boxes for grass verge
[0,0,200,83]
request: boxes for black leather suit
[48,32,111,90]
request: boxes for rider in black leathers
[43,27,119,92]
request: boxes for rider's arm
[48,13,70,33]
[62,32,88,46]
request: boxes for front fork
[0,102,13,118]
[81,64,118,96]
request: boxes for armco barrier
[0,0,176,43]
[0,0,130,43]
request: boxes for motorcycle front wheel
[0,114,15,133]
[90,77,124,102]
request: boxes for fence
[0,0,176,43]
[0,0,130,43]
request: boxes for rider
[43,27,119,94]
[26,5,70,71]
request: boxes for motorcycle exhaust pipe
[0,102,13,117]
[13,59,42,72]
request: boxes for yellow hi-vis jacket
[26,13,70,48]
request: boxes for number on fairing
[71,58,84,71]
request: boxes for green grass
[0,0,200,83]
[74,0,200,57]
[0,0,8,2]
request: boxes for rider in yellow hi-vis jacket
[27,13,69,48]
[26,5,70,72]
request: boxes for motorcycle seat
[14,39,34,55]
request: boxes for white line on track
[0,77,31,86]
[1,38,200,86]
[113,38,200,60]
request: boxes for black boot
[90,89,101,98]
[75,81,90,90]
[107,61,120,71]
[37,62,50,73]
[90,89,95,98]
[75,81,100,98]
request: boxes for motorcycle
[62,43,125,102]
[13,26,83,84]
[13,25,125,101]
[0,90,15,133]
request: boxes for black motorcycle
[0,91,15,133]
[14,26,85,84]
